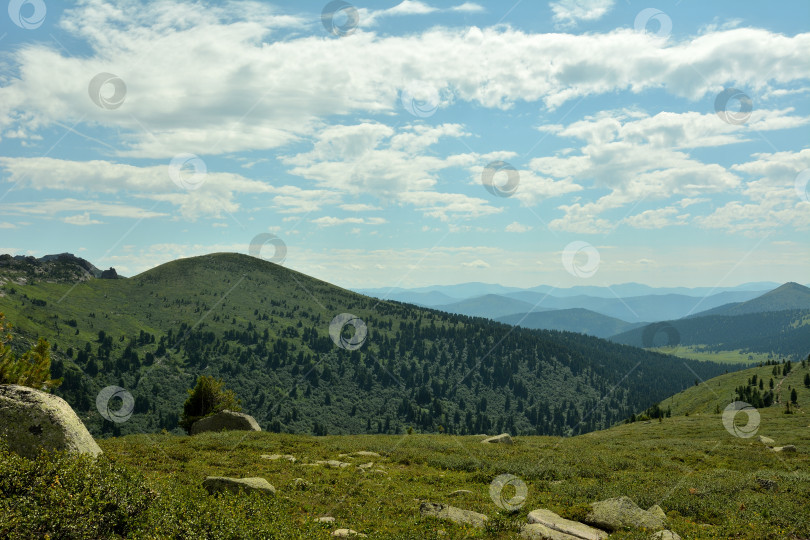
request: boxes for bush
[0,313,61,391]
[179,375,242,432]
[0,440,154,539]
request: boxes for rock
[315,460,352,468]
[353,451,381,457]
[202,476,275,495]
[481,433,513,444]
[651,531,681,540]
[448,489,474,496]
[520,523,584,540]
[647,505,667,521]
[190,410,261,435]
[331,529,366,537]
[315,516,336,523]
[758,435,775,446]
[771,445,796,453]
[292,477,311,489]
[0,384,102,459]
[584,496,666,532]
[420,502,488,528]
[356,462,374,470]
[261,453,296,462]
[100,267,118,279]
[527,509,608,540]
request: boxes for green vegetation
[0,313,60,391]
[649,345,775,366]
[180,375,242,432]
[0,253,734,439]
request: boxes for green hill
[497,308,644,338]
[691,282,810,317]
[0,252,733,439]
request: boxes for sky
[0,0,808,289]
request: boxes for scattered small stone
[315,516,336,523]
[331,529,366,537]
[372,469,387,475]
[292,478,311,488]
[526,509,607,540]
[448,489,474,497]
[771,445,796,453]
[652,531,682,540]
[261,453,296,463]
[353,451,381,457]
[756,478,778,491]
[584,496,666,532]
[420,502,488,528]
[758,435,775,446]
[481,433,513,445]
[315,460,352,468]
[202,476,275,495]
[356,462,374,470]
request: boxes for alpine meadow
[1,1,809,539]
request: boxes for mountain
[351,289,458,307]
[611,309,810,362]
[496,308,645,339]
[0,252,733,439]
[688,282,810,318]
[434,294,555,319]
[0,252,117,282]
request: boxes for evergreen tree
[791,388,798,404]
[179,375,241,432]
[0,313,61,391]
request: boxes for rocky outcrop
[481,433,513,444]
[584,496,666,532]
[0,384,102,459]
[190,410,261,435]
[525,509,608,539]
[420,502,488,528]
[202,476,275,495]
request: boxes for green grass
[650,345,772,365]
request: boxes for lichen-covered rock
[526,509,608,539]
[481,433,513,444]
[771,445,796,453]
[651,531,682,540]
[202,476,275,495]
[647,505,667,521]
[584,496,666,532]
[0,384,102,459]
[420,502,488,528]
[758,435,775,446]
[520,523,583,539]
[190,410,261,435]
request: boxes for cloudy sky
[1,0,808,289]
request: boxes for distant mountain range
[496,309,646,339]
[684,282,810,318]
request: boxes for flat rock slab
[353,451,381,457]
[191,410,261,435]
[332,529,367,537]
[0,384,102,459]
[420,502,488,528]
[203,476,275,495]
[261,453,296,462]
[584,496,666,532]
[771,445,796,453]
[758,435,775,446]
[527,509,608,540]
[652,531,682,540]
[521,523,586,540]
[481,433,513,444]
[315,460,352,468]
[315,516,335,523]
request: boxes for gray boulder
[651,531,681,540]
[758,435,775,446]
[203,476,275,495]
[0,384,102,459]
[520,523,584,539]
[771,445,796,453]
[526,509,608,539]
[190,409,261,435]
[481,433,513,444]
[420,502,488,528]
[584,496,666,532]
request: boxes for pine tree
[0,313,61,391]
[791,388,798,404]
[179,375,241,432]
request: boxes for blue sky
[0,0,808,289]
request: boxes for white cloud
[550,0,614,29]
[461,258,490,268]
[505,221,532,232]
[63,212,103,226]
[339,203,382,212]
[311,216,387,227]
[0,199,166,220]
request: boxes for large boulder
[190,409,261,435]
[526,509,608,539]
[481,433,513,444]
[584,496,666,532]
[0,384,102,459]
[202,476,275,495]
[420,502,488,528]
